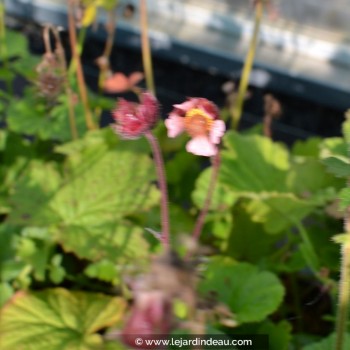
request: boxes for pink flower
[165,98,225,156]
[111,92,159,139]
[121,290,172,349]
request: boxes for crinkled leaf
[288,158,342,198]
[192,167,238,212]
[199,257,284,324]
[85,259,118,283]
[0,288,126,350]
[320,137,348,158]
[8,130,159,228]
[56,223,149,265]
[322,156,350,178]
[7,92,87,142]
[292,137,322,157]
[7,130,158,265]
[245,194,314,234]
[7,161,61,226]
[302,333,350,350]
[339,187,350,210]
[220,131,290,193]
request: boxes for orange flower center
[184,108,213,137]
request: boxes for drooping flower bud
[111,92,159,139]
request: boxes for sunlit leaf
[0,288,126,350]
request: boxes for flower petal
[186,136,217,157]
[103,72,130,93]
[209,120,226,144]
[173,98,199,112]
[164,114,185,137]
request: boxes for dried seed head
[36,52,64,102]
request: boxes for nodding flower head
[165,98,225,156]
[111,92,159,139]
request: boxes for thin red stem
[192,153,221,241]
[145,131,170,247]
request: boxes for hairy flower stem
[67,0,96,130]
[192,153,221,242]
[231,0,264,129]
[139,0,155,95]
[335,208,350,350]
[145,131,170,248]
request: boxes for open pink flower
[111,92,159,139]
[165,98,225,156]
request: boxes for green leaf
[320,137,348,158]
[302,333,350,350]
[56,223,149,267]
[322,156,350,178]
[8,129,159,228]
[199,257,284,324]
[0,288,126,350]
[7,91,87,142]
[292,137,322,157]
[220,131,290,193]
[4,30,28,58]
[219,132,315,234]
[85,259,118,283]
[0,282,14,307]
[7,160,62,226]
[225,207,281,263]
[339,187,350,209]
[287,158,342,198]
[245,194,314,234]
[192,167,237,212]
[258,320,292,350]
[7,130,158,270]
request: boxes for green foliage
[0,19,348,350]
[322,156,350,178]
[7,90,87,142]
[199,257,285,324]
[302,333,350,350]
[6,129,158,282]
[0,288,126,350]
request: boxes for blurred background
[4,0,350,142]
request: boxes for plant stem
[139,0,155,94]
[145,131,170,247]
[295,221,319,274]
[98,8,117,92]
[192,153,221,241]
[43,26,78,140]
[67,0,96,130]
[335,207,350,350]
[230,0,264,129]
[0,0,11,94]
[69,26,87,76]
